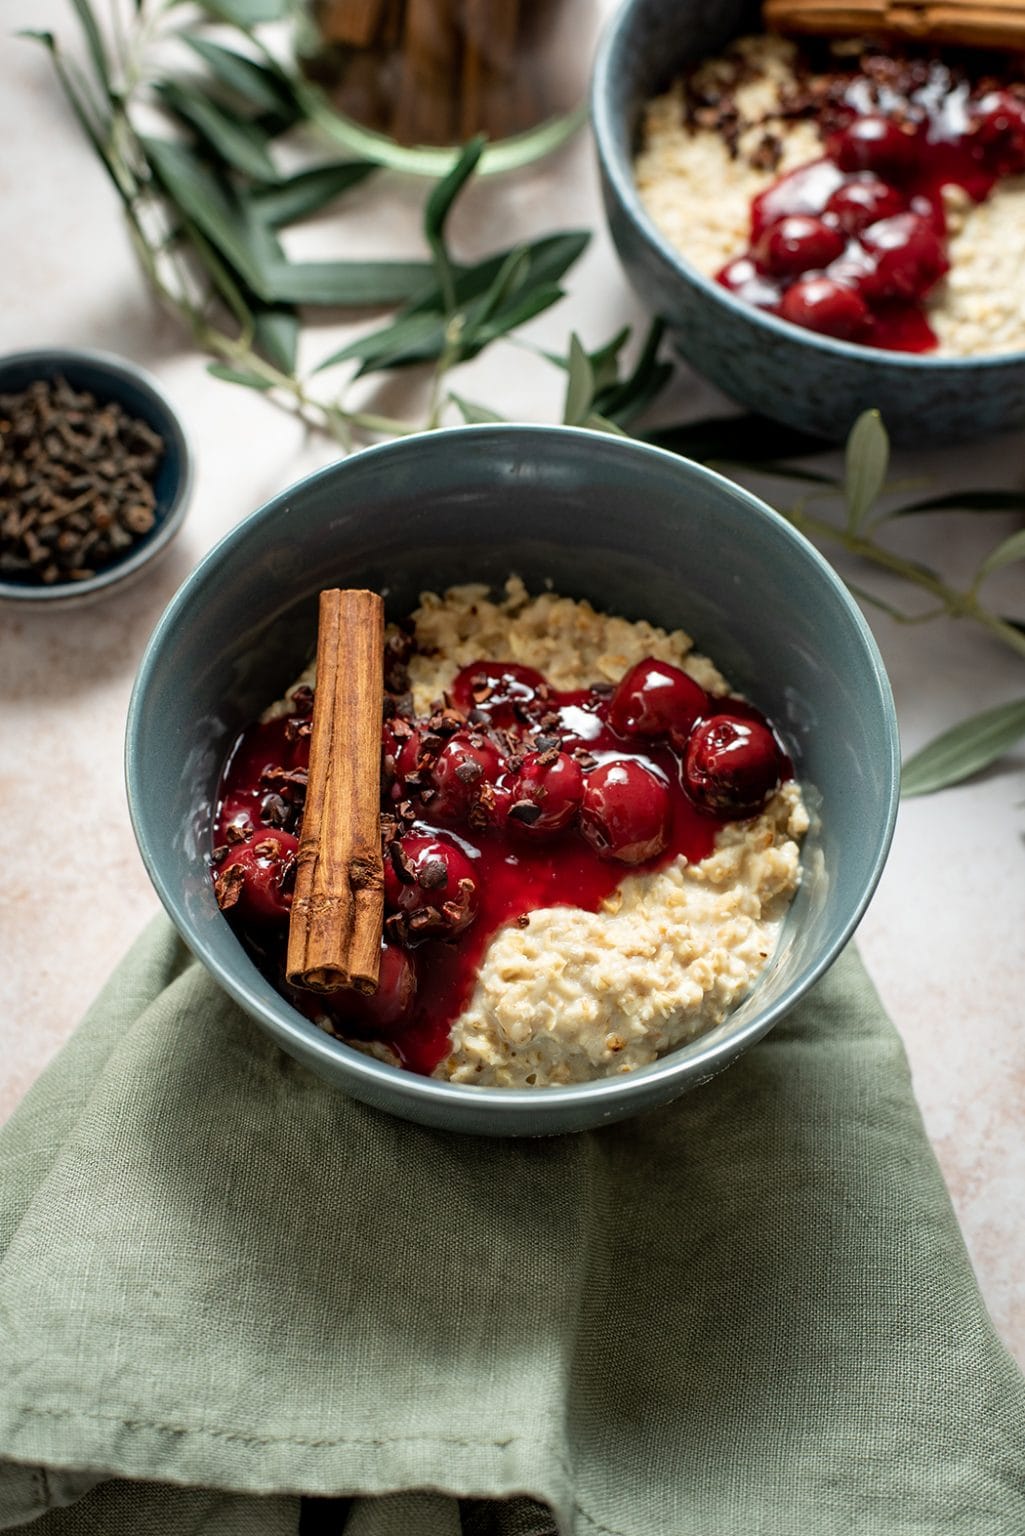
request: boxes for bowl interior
[0,348,191,600]
[127,426,898,1134]
[591,0,1025,443]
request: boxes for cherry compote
[212,655,791,1076]
[714,46,1025,351]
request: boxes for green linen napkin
[1,918,1023,1535]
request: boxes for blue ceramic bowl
[126,426,898,1136]
[0,347,192,603]
[591,0,1025,444]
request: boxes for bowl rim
[590,0,1025,373]
[125,422,900,1124]
[0,345,194,604]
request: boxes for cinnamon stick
[286,588,385,995]
[316,0,390,47]
[764,0,1025,50]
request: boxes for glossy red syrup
[716,57,1025,352]
[212,661,789,1076]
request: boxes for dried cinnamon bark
[764,0,1025,50]
[286,588,385,994]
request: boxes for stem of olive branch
[788,503,1025,661]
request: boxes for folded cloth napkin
[1,917,1023,1535]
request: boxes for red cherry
[753,215,846,277]
[970,90,1025,174]
[215,829,299,923]
[427,732,505,825]
[825,176,906,234]
[450,661,547,727]
[384,835,480,939]
[580,760,671,865]
[346,943,418,1033]
[507,750,583,836]
[682,715,783,819]
[860,213,948,300]
[779,277,870,340]
[609,659,707,740]
[717,257,780,309]
[750,159,847,237]
[828,116,920,179]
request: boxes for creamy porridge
[212,580,809,1087]
[635,34,1025,355]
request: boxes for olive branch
[25,0,1025,794]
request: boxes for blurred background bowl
[0,347,192,604]
[591,0,1025,444]
[126,425,898,1136]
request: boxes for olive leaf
[156,80,279,182]
[594,319,673,428]
[901,696,1025,796]
[313,231,583,378]
[450,395,506,424]
[192,0,290,23]
[563,334,596,426]
[251,161,376,226]
[424,136,486,313]
[68,0,112,101]
[181,35,296,117]
[976,527,1025,583]
[253,309,299,374]
[844,408,889,531]
[207,363,275,390]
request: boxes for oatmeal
[634,34,1025,355]
[212,580,808,1087]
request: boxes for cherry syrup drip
[212,659,791,1077]
[715,55,1025,351]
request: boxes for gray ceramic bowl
[126,425,898,1136]
[0,347,192,604]
[591,0,1025,444]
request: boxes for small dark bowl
[0,348,193,604]
[591,0,1025,444]
[125,425,899,1137]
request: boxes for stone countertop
[2,2,1023,1368]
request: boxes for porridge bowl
[125,425,898,1136]
[592,0,1025,443]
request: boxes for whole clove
[0,374,165,585]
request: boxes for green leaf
[583,412,629,437]
[316,310,446,374]
[449,394,505,424]
[193,0,289,22]
[24,31,133,206]
[885,488,1025,517]
[143,136,267,293]
[268,257,437,308]
[251,161,376,226]
[977,527,1025,582]
[424,136,486,312]
[253,309,299,374]
[594,318,672,428]
[844,408,889,531]
[68,0,111,96]
[182,34,294,116]
[405,231,588,320]
[645,414,833,464]
[563,333,595,426]
[470,283,566,350]
[207,362,275,390]
[157,80,279,182]
[901,696,1025,796]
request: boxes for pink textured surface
[2,2,1023,1369]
